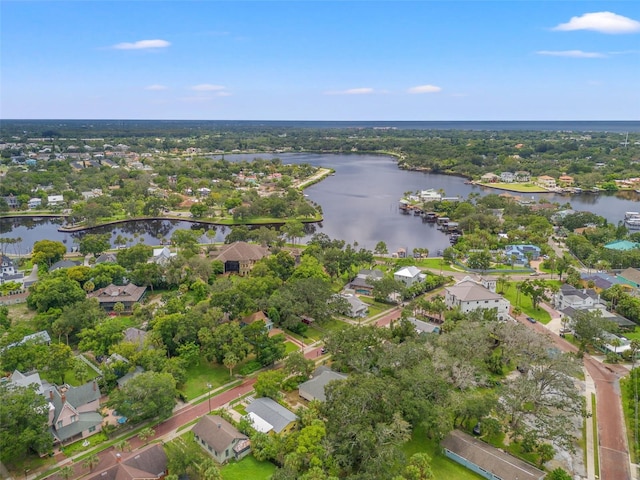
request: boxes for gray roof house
[554,284,599,310]
[406,317,440,335]
[49,259,81,272]
[245,397,298,434]
[441,430,545,480]
[192,415,251,464]
[340,294,369,318]
[47,380,103,444]
[348,269,384,295]
[299,366,347,402]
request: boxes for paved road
[514,313,632,480]
[44,378,257,480]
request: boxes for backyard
[221,455,276,480]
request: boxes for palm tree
[58,465,74,480]
[138,427,155,443]
[82,454,100,472]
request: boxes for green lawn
[359,297,392,317]
[501,285,551,324]
[284,341,301,355]
[624,328,640,341]
[402,425,483,479]
[221,455,275,480]
[479,182,547,193]
[412,258,459,273]
[180,358,234,400]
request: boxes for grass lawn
[413,258,459,273]
[284,341,301,355]
[501,285,551,324]
[221,455,275,480]
[402,424,483,479]
[479,182,547,193]
[181,358,234,400]
[359,297,392,317]
[624,328,640,341]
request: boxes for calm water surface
[2,153,640,256]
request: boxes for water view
[3,153,640,256]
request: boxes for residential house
[480,173,500,183]
[245,397,298,434]
[116,366,145,388]
[444,277,510,321]
[7,370,52,396]
[2,330,51,352]
[499,172,514,183]
[348,269,384,295]
[580,272,624,291]
[2,195,19,209]
[340,294,369,318]
[406,317,441,335]
[87,283,147,312]
[394,266,426,287]
[504,244,541,265]
[558,304,636,332]
[618,267,640,288]
[47,195,64,206]
[441,430,545,480]
[605,241,640,252]
[123,327,148,348]
[299,366,347,402]
[94,252,118,264]
[536,175,556,189]
[514,171,531,182]
[192,415,251,464]
[49,259,80,272]
[0,254,24,285]
[85,443,167,480]
[211,241,270,276]
[48,380,103,444]
[558,175,574,186]
[241,311,274,331]
[28,197,42,209]
[554,284,599,310]
[149,246,176,266]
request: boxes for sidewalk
[584,367,597,480]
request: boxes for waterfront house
[514,171,531,182]
[47,194,64,206]
[27,197,42,209]
[536,175,556,189]
[211,241,270,276]
[558,175,575,186]
[444,277,510,321]
[441,430,545,480]
[480,173,500,183]
[394,266,426,287]
[245,397,298,435]
[299,366,347,402]
[499,171,515,183]
[149,246,176,266]
[88,283,147,312]
[192,415,251,464]
[2,194,19,209]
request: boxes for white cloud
[324,87,375,95]
[553,12,640,34]
[191,84,226,91]
[144,84,169,91]
[180,96,214,103]
[536,50,606,58]
[407,84,442,94]
[112,39,171,50]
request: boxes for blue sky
[1,1,639,120]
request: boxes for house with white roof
[150,246,177,266]
[394,266,426,287]
[245,397,298,435]
[444,276,510,320]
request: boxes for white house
[0,255,24,286]
[150,246,177,266]
[394,266,426,287]
[47,195,64,206]
[28,197,42,209]
[500,172,515,183]
[444,277,510,320]
[554,284,599,310]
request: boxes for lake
[2,153,640,256]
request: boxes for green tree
[83,454,100,472]
[223,351,239,379]
[284,351,315,379]
[58,465,74,480]
[374,241,388,255]
[0,384,52,462]
[107,372,177,423]
[537,443,555,467]
[79,233,111,257]
[254,370,285,399]
[31,239,66,266]
[545,468,572,480]
[190,203,208,218]
[138,427,156,443]
[27,276,85,312]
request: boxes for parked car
[320,346,327,354]
[526,316,537,323]
[473,423,481,435]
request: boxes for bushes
[239,360,262,376]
